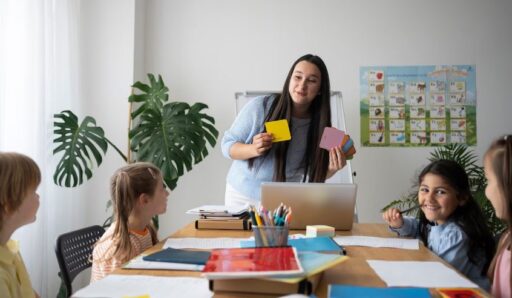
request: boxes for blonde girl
[485,135,512,297]
[91,162,169,281]
[0,152,41,298]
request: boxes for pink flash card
[319,127,345,150]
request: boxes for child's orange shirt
[90,224,153,282]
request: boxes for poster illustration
[360,65,476,147]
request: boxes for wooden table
[115,222,488,298]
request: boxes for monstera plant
[53,73,218,192]
[382,143,505,236]
[53,74,218,298]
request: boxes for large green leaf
[53,111,108,187]
[129,74,169,119]
[129,99,219,189]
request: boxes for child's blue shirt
[390,216,490,290]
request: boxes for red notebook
[202,247,303,279]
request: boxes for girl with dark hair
[221,54,346,205]
[382,159,495,289]
[485,135,512,297]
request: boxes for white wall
[79,0,136,227]
[137,0,512,237]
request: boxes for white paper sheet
[334,235,419,250]
[163,237,245,249]
[367,260,478,288]
[123,255,204,271]
[71,275,212,298]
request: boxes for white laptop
[260,182,357,230]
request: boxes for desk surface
[115,223,486,298]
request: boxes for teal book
[143,248,211,265]
[328,285,431,298]
[241,237,345,254]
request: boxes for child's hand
[382,208,404,229]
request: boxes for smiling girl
[382,159,495,289]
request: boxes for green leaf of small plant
[128,74,219,190]
[53,111,108,187]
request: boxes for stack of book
[186,204,252,230]
[203,246,347,296]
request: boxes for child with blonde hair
[383,159,495,289]
[0,152,41,298]
[91,162,169,281]
[484,135,512,297]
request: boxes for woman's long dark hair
[248,54,331,182]
[417,159,495,275]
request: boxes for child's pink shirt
[492,248,511,298]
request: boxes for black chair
[55,225,105,297]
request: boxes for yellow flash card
[265,119,291,142]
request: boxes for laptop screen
[260,182,357,230]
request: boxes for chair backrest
[55,225,105,297]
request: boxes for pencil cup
[253,226,289,247]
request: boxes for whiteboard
[234,91,354,184]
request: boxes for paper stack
[186,204,252,230]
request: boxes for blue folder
[142,248,211,265]
[328,285,431,298]
[241,237,345,254]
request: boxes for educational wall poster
[360,65,477,147]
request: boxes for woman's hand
[228,132,273,160]
[326,147,346,178]
[382,208,404,229]
[251,132,273,156]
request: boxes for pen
[399,204,421,214]
[284,209,292,226]
[254,209,263,227]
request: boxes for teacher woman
[221,54,346,206]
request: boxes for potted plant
[381,143,505,236]
[53,73,218,191]
[52,74,218,297]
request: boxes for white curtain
[0,0,86,297]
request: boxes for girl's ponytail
[111,171,138,261]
